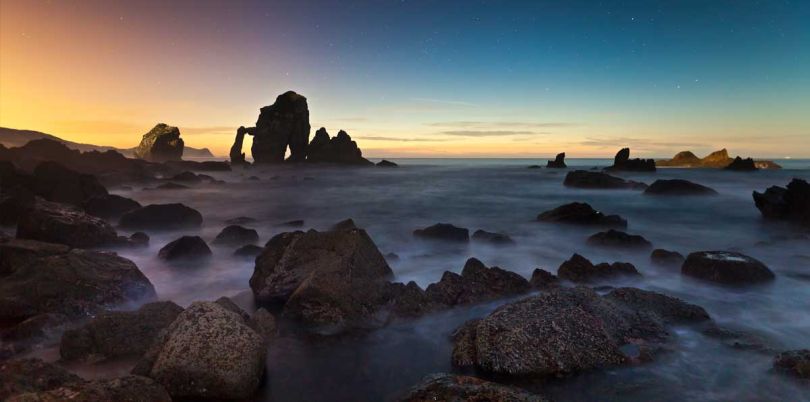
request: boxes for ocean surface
[71,158,810,401]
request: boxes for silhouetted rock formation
[725,156,758,171]
[251,91,310,163]
[134,124,184,162]
[564,170,647,190]
[377,159,398,167]
[557,253,640,283]
[230,126,248,165]
[306,128,373,165]
[425,258,530,306]
[753,178,810,227]
[681,251,775,285]
[644,179,718,196]
[606,148,655,171]
[657,148,781,169]
[546,152,566,168]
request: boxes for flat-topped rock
[644,179,717,196]
[681,251,774,285]
[16,199,120,248]
[537,202,627,228]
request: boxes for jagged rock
[681,251,775,285]
[413,223,470,242]
[471,229,515,245]
[657,151,702,167]
[725,156,758,171]
[529,268,560,289]
[213,225,259,246]
[134,124,184,162]
[586,229,653,249]
[606,148,656,171]
[234,244,263,258]
[249,228,393,329]
[331,218,358,231]
[7,375,172,402]
[399,373,547,402]
[119,203,203,230]
[230,126,248,165]
[564,170,647,190]
[306,128,373,165]
[0,359,82,400]
[82,194,141,219]
[158,236,211,260]
[658,149,780,169]
[546,152,566,168]
[425,258,530,306]
[132,301,266,400]
[557,253,640,283]
[59,301,183,362]
[773,349,810,379]
[383,281,438,319]
[32,161,108,205]
[16,199,120,248]
[250,91,310,163]
[537,202,627,228]
[753,179,810,227]
[650,249,685,267]
[451,287,709,377]
[644,179,718,196]
[377,159,398,167]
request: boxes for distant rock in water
[557,253,641,283]
[606,148,655,171]
[586,229,653,249]
[725,156,758,171]
[546,152,566,168]
[772,349,810,380]
[413,223,470,242]
[83,194,141,220]
[377,159,398,167]
[213,225,259,246]
[681,251,775,285]
[644,179,718,196]
[471,229,514,245]
[134,124,184,162]
[753,178,810,227]
[251,91,310,163]
[651,249,685,267]
[537,202,627,228]
[306,128,373,165]
[657,148,780,169]
[564,170,647,190]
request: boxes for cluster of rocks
[753,178,810,228]
[606,147,656,171]
[413,223,515,245]
[657,148,780,169]
[537,202,627,227]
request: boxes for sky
[1,0,809,158]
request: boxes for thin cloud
[428,121,578,128]
[356,135,452,142]
[439,130,545,137]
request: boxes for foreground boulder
[425,258,530,306]
[306,128,373,165]
[452,287,709,377]
[250,228,393,329]
[644,179,717,196]
[399,373,547,402]
[546,152,566,168]
[119,203,203,230]
[753,178,810,227]
[537,202,627,227]
[133,301,266,400]
[82,194,142,219]
[773,349,810,379]
[158,236,211,261]
[0,358,82,400]
[16,199,120,248]
[564,170,647,190]
[213,224,259,246]
[606,148,656,171]
[134,123,184,162]
[682,251,775,285]
[557,253,640,283]
[413,223,470,242]
[60,301,184,362]
[7,375,172,402]
[586,229,653,249]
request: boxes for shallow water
[98,159,809,401]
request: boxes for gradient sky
[1,0,808,158]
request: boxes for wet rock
[587,229,653,249]
[331,218,358,230]
[213,225,259,246]
[250,229,393,329]
[60,301,184,362]
[564,170,647,190]
[119,203,203,230]
[0,238,70,276]
[681,251,775,285]
[158,236,211,261]
[644,179,718,196]
[425,258,530,306]
[399,373,547,402]
[773,349,810,379]
[132,301,266,400]
[383,281,438,319]
[604,287,710,323]
[32,161,108,206]
[725,156,758,171]
[557,253,641,283]
[251,91,310,163]
[0,189,35,225]
[650,249,685,267]
[606,148,656,171]
[537,202,627,228]
[471,229,515,245]
[702,324,775,353]
[134,123,184,162]
[529,268,560,289]
[546,152,566,168]
[16,199,120,248]
[234,244,264,258]
[7,375,172,402]
[306,128,373,165]
[753,178,810,227]
[82,194,141,220]
[413,223,470,242]
[377,159,398,167]
[250,308,277,341]
[0,359,82,400]
[226,216,257,225]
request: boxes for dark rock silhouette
[753,178,810,227]
[250,91,310,163]
[546,152,567,168]
[413,223,470,242]
[564,170,647,190]
[377,159,398,167]
[606,148,655,171]
[424,258,530,306]
[213,225,259,246]
[233,244,263,258]
[382,281,437,319]
[587,229,653,249]
[119,203,203,230]
[158,236,212,260]
[399,373,548,402]
[32,161,108,206]
[557,253,640,283]
[644,179,718,196]
[230,126,248,165]
[134,124,184,162]
[529,268,559,289]
[537,202,627,228]
[83,194,141,219]
[165,160,231,172]
[651,249,685,267]
[682,251,775,285]
[331,218,358,231]
[306,128,373,165]
[725,156,758,171]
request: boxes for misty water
[62,159,810,401]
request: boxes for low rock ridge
[657,148,781,169]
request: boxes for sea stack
[251,91,310,163]
[606,148,655,171]
[134,124,184,162]
[546,152,566,168]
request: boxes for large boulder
[546,152,566,168]
[132,301,266,400]
[82,194,141,220]
[306,127,373,165]
[537,202,627,227]
[451,287,709,377]
[213,225,259,246]
[32,161,108,205]
[681,251,775,285]
[586,229,653,249]
[413,223,470,242]
[16,199,120,248]
[399,373,547,402]
[606,148,656,171]
[753,178,810,227]
[158,236,211,261]
[557,253,640,283]
[564,170,647,190]
[7,375,172,402]
[0,238,70,276]
[644,179,717,196]
[425,258,530,306]
[249,228,394,329]
[60,301,184,362]
[134,124,184,162]
[251,91,310,163]
[119,203,203,230]
[772,349,810,380]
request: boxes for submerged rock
[650,249,685,267]
[158,236,211,261]
[606,148,656,171]
[773,349,810,379]
[471,229,515,245]
[331,218,358,231]
[399,373,547,402]
[586,229,653,249]
[681,251,775,285]
[753,178,810,227]
[537,202,627,228]
[119,203,203,230]
[413,223,470,242]
[213,225,259,246]
[134,123,184,162]
[557,253,640,283]
[16,199,119,248]
[425,258,530,306]
[644,179,717,196]
[306,128,373,165]
[564,170,647,190]
[546,152,566,168]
